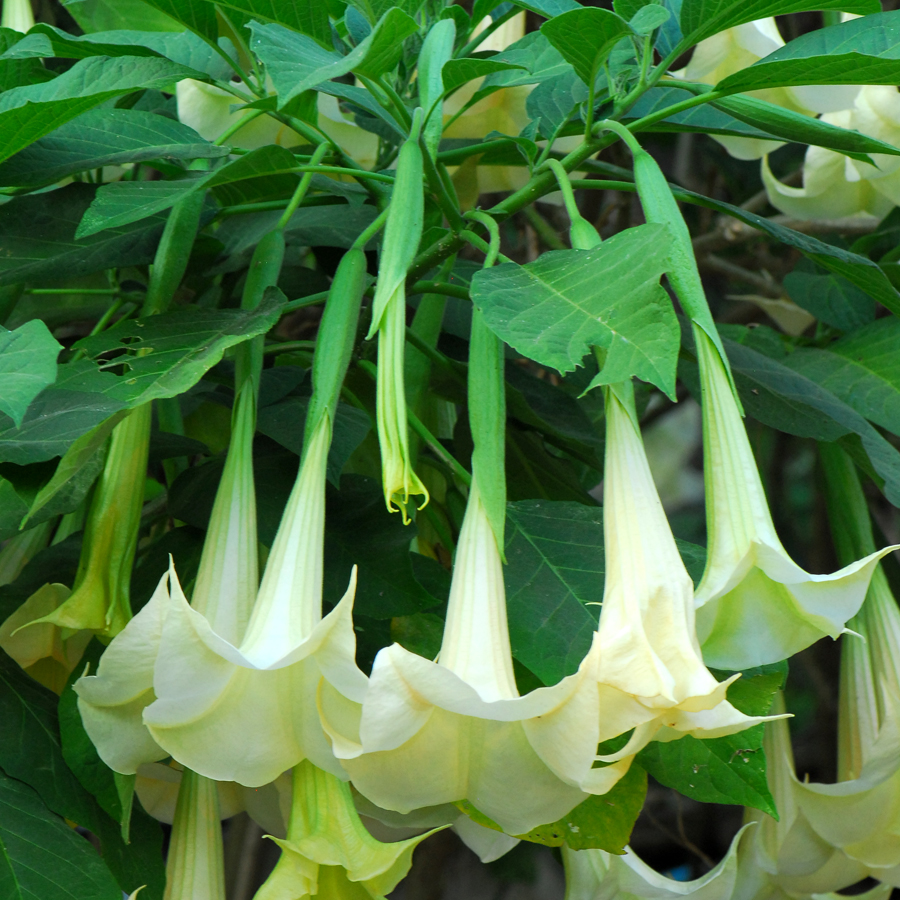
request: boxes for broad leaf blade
[0,108,228,188]
[679,0,878,49]
[0,321,62,428]
[138,0,219,41]
[541,7,631,88]
[470,224,679,398]
[217,0,333,47]
[717,11,900,94]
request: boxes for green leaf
[678,0,878,49]
[441,58,526,96]
[72,291,287,407]
[470,224,679,399]
[712,661,788,717]
[216,0,333,47]
[503,500,602,686]
[0,183,168,287]
[785,318,900,439]
[629,5,671,34]
[481,31,572,91]
[638,726,775,814]
[540,7,632,88]
[0,321,62,428]
[25,413,127,527]
[517,762,648,852]
[513,0,581,17]
[0,55,205,164]
[0,29,61,92]
[710,93,900,160]
[137,0,220,41]
[0,108,228,188]
[716,11,900,95]
[0,480,28,541]
[0,770,122,900]
[684,331,900,506]
[783,260,876,331]
[250,9,418,106]
[62,0,183,33]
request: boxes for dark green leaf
[470,224,679,398]
[518,762,648,851]
[711,662,787,717]
[0,28,56,92]
[0,770,121,900]
[0,479,29,541]
[717,11,900,95]
[629,5,670,34]
[216,0,332,47]
[442,58,526,97]
[481,31,572,92]
[0,183,168,287]
[785,318,900,438]
[504,500,602,686]
[513,0,581,17]
[783,260,876,331]
[639,726,775,815]
[0,55,205,164]
[0,321,61,428]
[250,9,418,106]
[679,0,878,49]
[0,108,228,188]
[62,0,183,33]
[540,7,632,88]
[138,0,219,41]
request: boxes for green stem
[292,165,394,184]
[410,280,469,301]
[352,206,390,251]
[464,210,501,267]
[282,290,331,314]
[456,6,519,58]
[408,407,472,486]
[459,229,512,265]
[278,144,330,229]
[214,108,267,146]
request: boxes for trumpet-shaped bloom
[692,330,897,670]
[563,824,748,900]
[163,767,226,900]
[323,388,769,836]
[141,413,367,786]
[1,0,34,31]
[255,760,438,900]
[763,87,900,222]
[176,79,378,168]
[678,19,857,160]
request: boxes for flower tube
[254,760,438,900]
[1,0,34,32]
[692,330,898,670]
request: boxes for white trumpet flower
[1,0,35,32]
[323,385,770,836]
[692,330,897,670]
[563,823,748,900]
[141,413,366,787]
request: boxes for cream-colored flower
[692,329,897,670]
[254,760,438,900]
[1,0,34,32]
[764,85,900,222]
[563,824,748,900]
[679,18,857,160]
[323,384,769,836]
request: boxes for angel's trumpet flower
[692,330,897,670]
[1,0,35,32]
[786,445,900,887]
[254,760,438,900]
[563,823,748,900]
[678,18,857,160]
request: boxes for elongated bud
[1,0,34,31]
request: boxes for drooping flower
[322,380,770,836]
[677,18,857,160]
[563,823,748,900]
[1,0,35,32]
[692,329,897,670]
[253,760,438,900]
[763,87,900,222]
[75,384,262,775]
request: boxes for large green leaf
[250,9,418,107]
[0,29,62,93]
[540,7,631,88]
[717,11,900,95]
[0,771,121,900]
[678,0,878,49]
[0,479,29,542]
[0,322,62,428]
[441,58,526,97]
[783,260,876,331]
[62,0,183,33]
[0,108,227,188]
[138,0,219,41]
[0,184,167,288]
[216,0,333,48]
[0,55,204,164]
[76,144,297,237]
[504,500,602,686]
[785,318,900,439]
[470,224,679,398]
